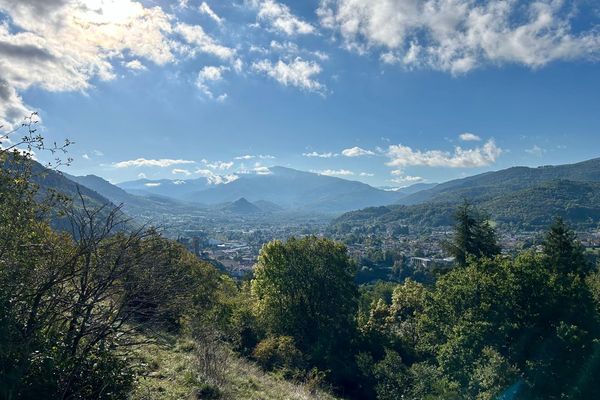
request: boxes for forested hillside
[333,177,600,234]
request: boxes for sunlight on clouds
[0,0,235,127]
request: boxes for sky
[1,0,600,187]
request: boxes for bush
[193,383,221,399]
[253,336,305,373]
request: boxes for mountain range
[116,166,416,213]
[11,157,600,231]
[333,157,600,232]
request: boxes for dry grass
[130,336,339,400]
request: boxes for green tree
[542,217,589,276]
[445,202,500,266]
[251,236,358,377]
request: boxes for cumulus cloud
[195,168,239,184]
[302,151,338,158]
[199,2,223,25]
[459,132,481,142]
[0,0,236,127]
[341,146,375,157]
[251,0,315,36]
[113,158,195,168]
[196,65,228,100]
[386,139,502,168]
[318,0,600,74]
[124,59,147,71]
[175,23,235,61]
[253,57,325,93]
[359,172,374,177]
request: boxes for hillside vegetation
[333,173,600,233]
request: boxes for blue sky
[1,0,600,187]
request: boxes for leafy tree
[251,236,358,380]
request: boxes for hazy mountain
[219,198,262,214]
[253,200,285,213]
[398,157,600,205]
[118,166,407,214]
[64,173,191,215]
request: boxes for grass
[130,336,340,400]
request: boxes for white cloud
[196,65,228,100]
[252,0,315,36]
[113,158,195,168]
[195,168,239,184]
[124,59,147,71]
[172,168,192,176]
[315,169,354,176]
[234,154,275,160]
[145,182,161,187]
[318,0,600,74]
[199,2,223,25]
[386,139,502,168]
[82,153,90,160]
[525,145,545,157]
[302,151,338,158]
[342,146,375,157]
[390,175,424,186]
[202,160,234,170]
[459,132,481,142]
[175,23,235,61]
[252,57,325,93]
[0,0,177,127]
[0,0,238,127]
[93,150,104,156]
[359,172,374,177]
[253,166,272,175]
[138,172,147,179]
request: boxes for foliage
[251,236,358,376]
[253,336,306,375]
[445,202,500,266]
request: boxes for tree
[0,118,223,399]
[251,236,358,376]
[445,202,500,266]
[542,217,589,276]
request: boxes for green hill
[333,178,600,234]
